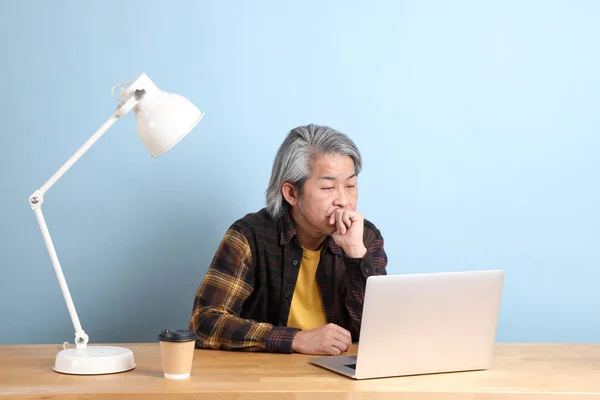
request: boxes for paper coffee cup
[158,329,196,379]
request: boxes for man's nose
[333,189,350,208]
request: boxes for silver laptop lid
[354,270,504,379]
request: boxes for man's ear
[281,182,299,206]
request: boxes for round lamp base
[53,346,136,375]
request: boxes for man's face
[294,153,358,236]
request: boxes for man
[189,124,387,355]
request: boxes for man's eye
[346,185,356,189]
[322,187,334,190]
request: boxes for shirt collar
[278,211,297,246]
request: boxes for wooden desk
[1,343,599,399]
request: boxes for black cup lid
[158,329,196,342]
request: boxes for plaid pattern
[189,208,387,353]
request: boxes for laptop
[308,269,504,379]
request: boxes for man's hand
[291,323,353,355]
[329,209,367,258]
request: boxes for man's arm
[189,226,299,353]
[343,227,388,341]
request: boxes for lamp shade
[120,73,204,158]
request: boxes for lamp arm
[28,92,142,350]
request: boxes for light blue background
[1,1,598,345]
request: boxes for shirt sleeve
[189,226,299,353]
[342,228,388,341]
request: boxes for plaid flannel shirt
[189,208,387,353]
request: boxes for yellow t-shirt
[287,247,328,330]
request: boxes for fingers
[330,210,355,235]
[333,325,353,348]
[332,334,351,352]
[306,324,354,356]
[329,211,337,226]
[326,323,352,350]
[327,323,351,335]
[329,339,348,355]
[336,212,346,234]
[329,209,346,227]
[342,212,352,230]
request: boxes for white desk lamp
[28,73,203,375]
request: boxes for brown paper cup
[159,341,195,379]
[158,329,196,379]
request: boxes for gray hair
[266,124,362,219]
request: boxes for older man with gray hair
[190,124,388,355]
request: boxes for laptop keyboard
[344,355,358,369]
